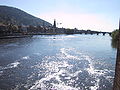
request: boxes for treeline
[0,23,54,36]
[0,23,79,36]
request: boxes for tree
[111,29,119,48]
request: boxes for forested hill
[0,6,52,26]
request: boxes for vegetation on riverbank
[111,29,119,48]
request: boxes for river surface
[0,34,116,90]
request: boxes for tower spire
[53,19,56,28]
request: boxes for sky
[0,0,120,32]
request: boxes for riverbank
[0,33,67,39]
[0,35,33,39]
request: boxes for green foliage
[111,29,119,48]
[65,29,74,34]
[111,29,119,41]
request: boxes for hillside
[0,6,52,26]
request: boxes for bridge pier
[109,33,112,36]
[96,32,99,35]
[102,32,106,36]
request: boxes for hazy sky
[0,0,119,31]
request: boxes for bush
[111,29,119,48]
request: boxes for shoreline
[0,35,33,39]
[0,33,67,39]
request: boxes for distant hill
[0,6,52,26]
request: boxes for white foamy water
[0,61,20,76]
[5,61,20,69]
[59,48,79,60]
[82,55,100,89]
[28,51,80,90]
[90,78,100,90]
[22,56,30,60]
[80,54,114,90]
[65,35,77,38]
[0,71,3,76]
[51,83,79,90]
[27,48,114,90]
[0,61,20,71]
[28,48,77,89]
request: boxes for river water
[0,34,116,90]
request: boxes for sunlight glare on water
[0,34,116,90]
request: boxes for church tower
[53,19,56,28]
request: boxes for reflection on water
[111,39,118,49]
[0,34,116,90]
